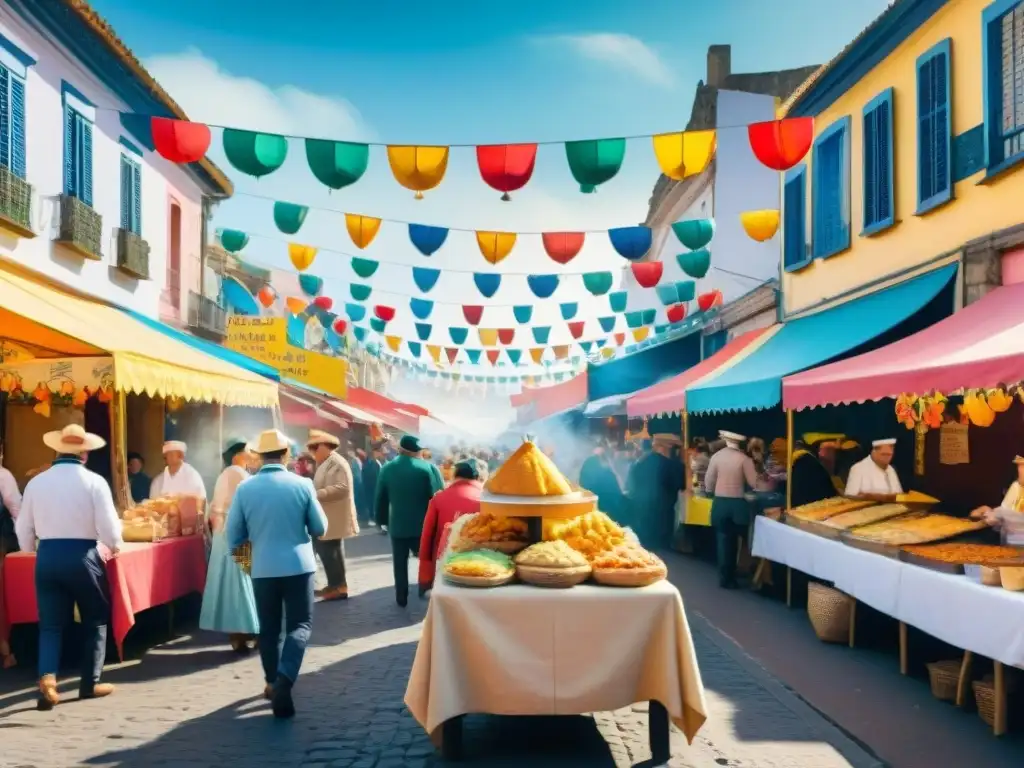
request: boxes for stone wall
[963,223,1024,305]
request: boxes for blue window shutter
[81,119,93,206]
[63,104,73,195]
[863,89,894,232]
[132,160,141,234]
[0,66,9,172]
[811,117,850,259]
[10,76,25,179]
[120,155,130,230]
[916,39,951,211]
[783,168,806,270]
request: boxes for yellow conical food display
[486,440,573,497]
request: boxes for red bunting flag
[312,296,333,311]
[541,232,586,264]
[614,333,626,346]
[697,290,723,312]
[666,304,687,324]
[476,143,538,200]
[630,262,663,288]
[374,305,396,322]
[151,117,212,164]
[462,305,484,325]
[497,328,515,345]
[747,117,814,171]
[567,321,585,339]
[332,318,347,335]
[445,347,459,364]
[486,349,501,365]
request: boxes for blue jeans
[252,573,314,685]
[35,539,110,687]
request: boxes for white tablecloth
[752,517,1024,668]
[405,578,708,743]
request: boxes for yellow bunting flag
[652,129,716,181]
[740,209,781,242]
[426,344,442,364]
[386,145,450,199]
[553,345,570,360]
[529,348,545,364]
[600,348,615,359]
[478,328,499,347]
[285,297,307,314]
[288,243,317,271]
[384,335,402,353]
[475,231,516,264]
[345,214,382,249]
[632,327,650,343]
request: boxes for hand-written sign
[226,317,348,399]
[939,421,970,465]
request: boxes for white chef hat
[162,440,187,454]
[871,438,897,447]
[719,430,746,445]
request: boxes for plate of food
[591,543,668,587]
[442,550,516,587]
[514,540,592,588]
[449,511,530,554]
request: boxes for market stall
[404,440,707,761]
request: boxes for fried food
[902,542,1024,566]
[459,512,528,543]
[591,544,664,570]
[514,540,588,569]
[543,510,627,560]
[443,550,514,578]
[486,440,573,496]
[823,504,911,530]
[852,514,987,545]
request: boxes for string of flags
[133,113,813,198]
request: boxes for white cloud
[144,48,373,141]
[539,33,674,88]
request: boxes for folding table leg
[955,652,973,707]
[994,662,1007,736]
[649,700,670,764]
[441,715,464,760]
[898,622,908,675]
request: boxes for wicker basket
[1000,566,1024,591]
[592,563,667,588]
[973,679,998,726]
[981,566,1002,587]
[444,570,515,588]
[516,564,591,588]
[926,659,962,702]
[806,582,852,643]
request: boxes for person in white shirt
[150,441,207,500]
[844,438,904,502]
[970,455,1024,546]
[15,424,123,711]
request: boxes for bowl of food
[514,540,592,588]
[591,543,668,587]
[442,550,516,587]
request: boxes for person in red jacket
[418,458,487,592]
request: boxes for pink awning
[627,327,776,417]
[514,371,588,424]
[783,282,1024,411]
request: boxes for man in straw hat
[625,433,684,551]
[226,429,327,718]
[306,430,358,601]
[704,431,758,589]
[150,440,207,500]
[844,438,903,502]
[374,435,443,607]
[15,424,122,710]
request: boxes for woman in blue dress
[199,438,259,653]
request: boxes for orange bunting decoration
[486,349,501,365]
[285,297,307,314]
[614,333,626,346]
[476,231,516,264]
[697,290,723,312]
[529,348,545,364]
[553,345,570,360]
[632,328,650,343]
[747,117,814,171]
[151,117,212,164]
[387,145,450,199]
[541,232,585,264]
[476,143,538,200]
[740,210,780,242]
[345,214,382,249]
[257,285,277,308]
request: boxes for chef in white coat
[844,438,903,502]
[150,441,207,499]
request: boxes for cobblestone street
[0,533,879,768]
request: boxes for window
[982,0,1024,175]
[63,105,93,205]
[863,88,895,234]
[119,154,141,235]
[811,116,851,259]
[0,64,26,178]
[917,39,952,212]
[783,165,808,271]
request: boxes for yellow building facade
[781,0,1024,316]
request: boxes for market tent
[329,400,382,425]
[583,390,647,418]
[280,387,349,431]
[685,263,958,414]
[514,372,588,424]
[587,330,702,402]
[0,265,278,408]
[626,326,779,418]
[783,280,1024,410]
[342,387,419,434]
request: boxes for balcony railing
[0,166,32,237]
[187,290,228,339]
[56,195,102,260]
[115,228,151,280]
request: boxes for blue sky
[91,0,891,429]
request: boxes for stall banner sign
[938,421,970,465]
[226,317,348,399]
[0,356,114,411]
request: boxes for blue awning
[122,309,280,382]
[587,330,702,402]
[685,263,957,414]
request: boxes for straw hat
[249,429,291,455]
[43,424,106,453]
[306,429,340,448]
[480,440,595,519]
[652,433,682,447]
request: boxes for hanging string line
[106,106,789,148]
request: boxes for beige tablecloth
[404,578,708,744]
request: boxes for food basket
[592,563,667,588]
[980,566,1002,587]
[516,564,591,588]
[926,659,962,702]
[806,582,852,644]
[444,571,515,588]
[972,675,1018,727]
[442,550,515,588]
[1000,566,1024,591]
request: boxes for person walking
[226,429,328,719]
[704,430,758,590]
[417,458,487,592]
[307,430,358,601]
[374,435,443,607]
[15,425,122,710]
[199,438,259,653]
[361,443,383,528]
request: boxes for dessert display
[823,503,911,530]
[121,495,204,540]
[543,510,628,560]
[591,543,668,587]
[480,439,596,520]
[443,550,516,587]
[450,511,529,553]
[514,540,592,588]
[787,497,875,522]
[848,514,986,546]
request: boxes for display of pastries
[823,503,911,530]
[787,497,875,522]
[443,550,515,586]
[850,514,987,546]
[591,543,668,587]
[901,543,1024,566]
[514,540,589,569]
[450,512,529,553]
[543,510,627,560]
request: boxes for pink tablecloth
[1,536,208,659]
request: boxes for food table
[752,515,1024,734]
[405,576,707,762]
[1,536,208,659]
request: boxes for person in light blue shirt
[226,429,327,719]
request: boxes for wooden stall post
[109,389,131,510]
[682,412,690,492]
[993,661,1007,736]
[785,408,794,607]
[899,622,909,675]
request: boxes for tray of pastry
[822,503,912,531]
[785,515,846,540]
[899,542,1024,575]
[843,514,987,547]
[786,497,876,523]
